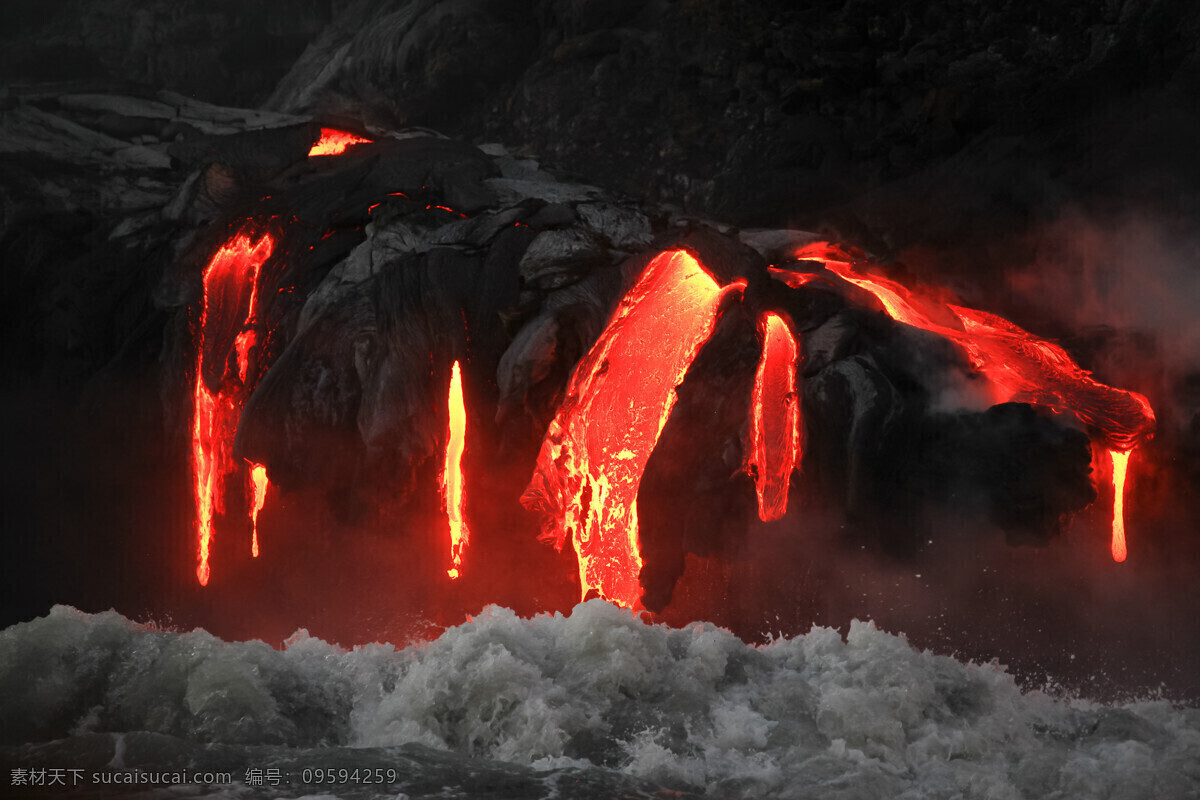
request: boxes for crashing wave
[2,601,1198,798]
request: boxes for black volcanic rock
[9,0,1200,256]
[245,0,1200,257]
[639,303,760,613]
[2,0,333,107]
[236,271,373,496]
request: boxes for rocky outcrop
[2,87,1116,608]
[254,0,1200,254]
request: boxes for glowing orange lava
[233,264,265,384]
[748,312,803,522]
[307,128,372,157]
[442,361,470,579]
[779,242,1154,449]
[1109,449,1131,562]
[248,462,269,558]
[776,241,1155,560]
[523,250,743,608]
[192,231,275,585]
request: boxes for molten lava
[307,128,372,157]
[192,231,275,586]
[776,241,1156,560]
[523,250,743,608]
[748,312,803,522]
[779,242,1155,450]
[233,261,265,384]
[1109,449,1131,563]
[442,361,470,580]
[248,462,269,559]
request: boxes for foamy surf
[2,601,1197,798]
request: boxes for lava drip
[747,312,803,522]
[523,250,743,608]
[1109,449,1131,563]
[248,462,269,558]
[777,241,1155,560]
[307,128,372,157]
[192,231,275,586]
[442,361,470,580]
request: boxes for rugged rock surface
[255,0,1200,255]
[9,1,1200,249]
[2,0,335,107]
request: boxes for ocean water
[1,601,1198,799]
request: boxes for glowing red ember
[442,361,470,579]
[523,250,743,608]
[748,312,803,522]
[308,128,372,157]
[192,231,275,586]
[777,241,1156,560]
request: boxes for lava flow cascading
[442,361,470,579]
[748,312,803,522]
[523,250,743,608]
[248,462,269,558]
[307,128,373,157]
[775,242,1155,560]
[192,231,275,586]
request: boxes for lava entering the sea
[747,312,803,522]
[191,230,275,586]
[775,241,1155,560]
[442,361,470,579]
[523,250,744,608]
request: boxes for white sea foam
[2,601,1198,798]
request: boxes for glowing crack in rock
[233,256,265,384]
[307,128,372,157]
[248,462,269,559]
[442,361,470,579]
[775,241,1156,561]
[192,231,275,586]
[523,250,744,608]
[748,312,803,522]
